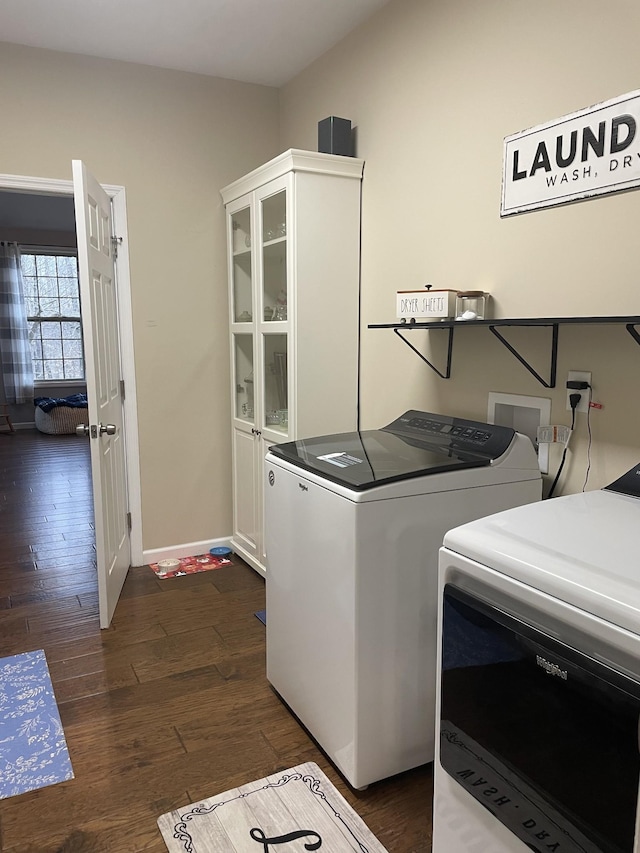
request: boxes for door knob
[75,424,90,437]
[99,423,117,435]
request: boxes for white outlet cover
[488,392,552,474]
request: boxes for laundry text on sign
[501,89,640,215]
[511,113,636,180]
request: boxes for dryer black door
[440,584,640,853]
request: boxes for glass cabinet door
[234,334,254,421]
[263,334,288,433]
[261,190,287,323]
[231,206,253,324]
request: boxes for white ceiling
[0,0,390,87]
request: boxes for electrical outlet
[566,370,591,413]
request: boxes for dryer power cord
[546,393,581,499]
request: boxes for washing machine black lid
[268,410,516,491]
[604,461,640,498]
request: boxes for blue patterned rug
[0,649,74,799]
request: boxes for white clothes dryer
[264,410,542,790]
[434,462,640,853]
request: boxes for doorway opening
[0,190,96,596]
[0,174,142,583]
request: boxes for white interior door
[73,160,130,628]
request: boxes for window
[21,250,85,382]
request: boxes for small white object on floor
[156,558,180,577]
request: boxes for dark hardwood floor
[0,429,433,852]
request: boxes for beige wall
[2,0,639,555]
[279,0,640,495]
[0,42,279,551]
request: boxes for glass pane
[43,339,63,359]
[30,339,43,359]
[60,297,80,316]
[23,278,38,298]
[26,297,40,316]
[21,254,36,276]
[32,360,44,381]
[36,255,56,276]
[39,297,60,317]
[37,276,58,298]
[231,207,251,254]
[234,334,254,421]
[56,256,77,277]
[41,321,62,339]
[44,360,64,380]
[64,360,84,379]
[262,191,287,321]
[264,334,288,433]
[62,339,83,359]
[58,278,79,297]
[233,257,253,323]
[262,190,286,243]
[231,207,252,323]
[62,321,82,339]
[263,243,287,321]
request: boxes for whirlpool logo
[536,655,568,680]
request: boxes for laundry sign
[501,89,640,216]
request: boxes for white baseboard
[141,536,233,567]
[229,541,266,578]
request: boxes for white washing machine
[434,462,640,853]
[264,410,542,790]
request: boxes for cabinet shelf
[368,316,640,387]
[263,236,286,248]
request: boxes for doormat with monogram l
[157,762,389,853]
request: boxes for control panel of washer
[383,410,516,458]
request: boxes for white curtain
[0,242,34,404]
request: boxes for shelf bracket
[488,323,559,388]
[626,323,640,347]
[393,325,454,380]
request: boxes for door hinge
[126,511,132,532]
[120,379,125,400]
[111,235,123,258]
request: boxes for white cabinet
[221,149,364,576]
